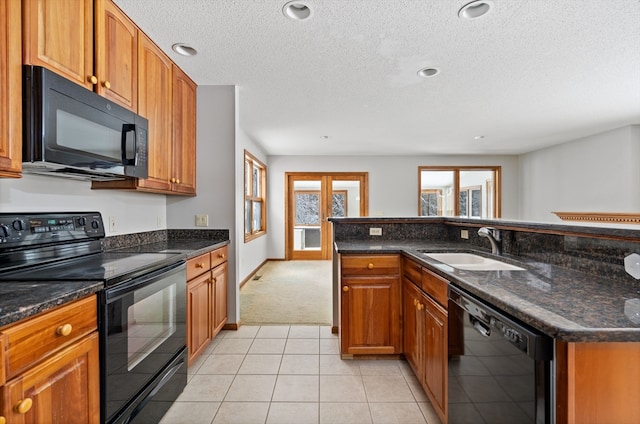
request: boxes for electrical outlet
[109,216,117,232]
[369,227,382,236]
[195,214,209,227]
[461,229,469,239]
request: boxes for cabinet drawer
[187,252,211,280]
[0,295,97,380]
[422,268,449,308]
[341,255,400,276]
[210,245,228,269]
[402,257,422,285]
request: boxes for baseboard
[223,322,239,331]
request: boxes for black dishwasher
[448,285,553,424]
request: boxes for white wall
[0,174,166,235]
[518,125,640,222]
[266,155,520,259]
[166,85,240,323]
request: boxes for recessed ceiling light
[283,1,312,20]
[474,135,486,140]
[417,67,439,78]
[172,43,197,57]
[458,1,494,20]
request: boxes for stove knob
[91,220,100,229]
[0,224,9,237]
[78,216,87,227]
[12,219,25,231]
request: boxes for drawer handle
[15,398,33,414]
[367,263,374,270]
[219,253,225,259]
[195,262,205,269]
[342,286,349,292]
[57,324,73,337]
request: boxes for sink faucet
[478,227,502,255]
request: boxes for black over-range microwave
[22,65,148,181]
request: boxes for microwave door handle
[121,124,136,165]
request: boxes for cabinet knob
[57,323,73,337]
[0,416,6,424]
[342,286,349,292]
[15,398,33,414]
[413,299,418,306]
[417,303,424,311]
[367,263,374,270]
[219,253,225,259]
[102,80,111,89]
[88,75,98,84]
[175,179,181,184]
[213,277,217,283]
[195,262,205,268]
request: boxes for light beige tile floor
[160,325,441,424]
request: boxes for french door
[285,172,368,260]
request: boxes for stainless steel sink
[422,252,525,271]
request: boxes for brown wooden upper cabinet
[0,0,22,178]
[23,0,138,112]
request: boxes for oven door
[100,262,186,423]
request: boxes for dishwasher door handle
[470,316,491,337]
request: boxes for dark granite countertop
[334,240,640,342]
[0,281,104,328]
[0,238,229,329]
[111,239,229,259]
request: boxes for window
[244,150,267,241]
[418,166,501,218]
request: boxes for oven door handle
[105,261,185,301]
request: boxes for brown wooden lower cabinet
[0,295,100,424]
[339,254,402,356]
[402,259,448,424]
[556,340,640,424]
[187,245,228,365]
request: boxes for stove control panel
[0,212,104,248]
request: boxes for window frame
[244,150,267,242]
[418,166,501,218]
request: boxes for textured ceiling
[114,0,640,156]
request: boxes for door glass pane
[331,180,361,217]
[293,180,321,251]
[420,170,455,216]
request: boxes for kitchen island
[331,217,640,424]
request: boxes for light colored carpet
[240,260,332,325]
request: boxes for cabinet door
[403,279,424,380]
[137,33,172,192]
[424,295,448,422]
[94,0,138,111]
[171,65,197,195]
[0,0,22,177]
[341,276,401,355]
[0,333,100,424]
[23,0,94,89]
[212,262,228,335]
[187,272,212,365]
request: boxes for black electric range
[0,212,188,424]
